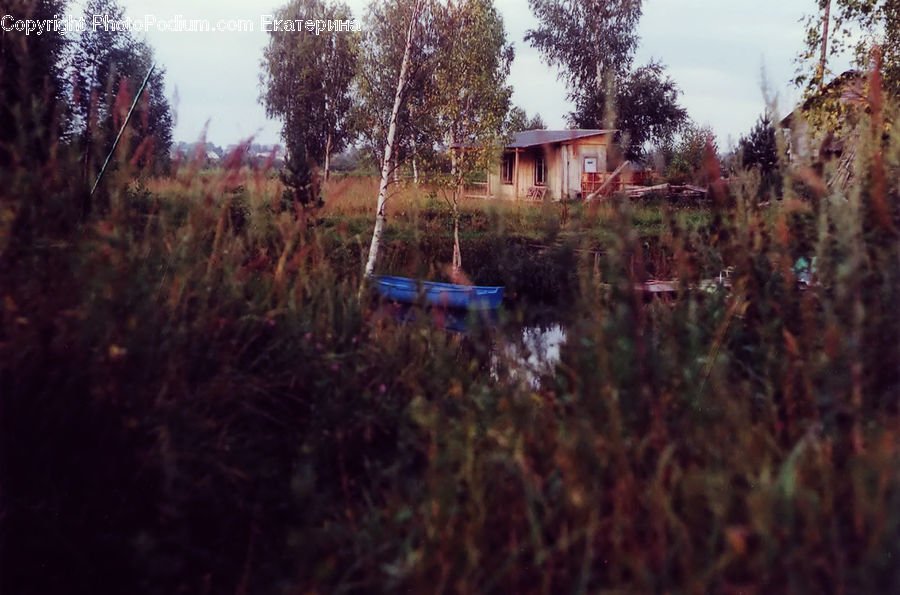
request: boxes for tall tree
[527,1,687,162]
[429,0,513,273]
[261,0,358,203]
[72,0,173,186]
[354,0,438,177]
[0,0,69,167]
[504,106,546,134]
[363,0,427,279]
[571,60,688,160]
[362,0,513,277]
[526,0,642,128]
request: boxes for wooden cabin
[780,71,867,164]
[468,129,630,201]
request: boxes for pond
[375,301,568,389]
[493,322,566,388]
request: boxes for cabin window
[501,154,513,184]
[534,155,546,186]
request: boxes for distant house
[464,129,633,201]
[780,71,868,165]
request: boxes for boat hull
[376,276,504,310]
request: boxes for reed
[1,77,898,595]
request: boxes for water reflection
[375,302,567,389]
[375,302,498,334]
[493,324,566,388]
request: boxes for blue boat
[376,275,504,310]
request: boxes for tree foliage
[737,112,782,197]
[525,0,641,93]
[571,60,688,161]
[430,0,512,151]
[739,112,778,173]
[796,0,899,95]
[0,0,70,167]
[661,122,717,184]
[428,0,513,271]
[353,0,438,172]
[526,0,687,162]
[356,0,513,273]
[71,0,173,180]
[504,106,546,134]
[261,0,358,203]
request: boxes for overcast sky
[107,0,846,150]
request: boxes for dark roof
[780,70,867,127]
[507,129,614,149]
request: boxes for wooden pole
[513,149,520,199]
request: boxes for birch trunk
[411,138,419,184]
[324,132,332,181]
[363,0,422,280]
[452,187,462,272]
[450,145,462,273]
[818,0,831,90]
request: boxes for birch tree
[354,0,437,180]
[527,0,687,161]
[526,0,642,129]
[363,0,426,279]
[429,0,512,274]
[261,0,357,204]
[72,0,173,180]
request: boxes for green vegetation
[526,0,689,161]
[3,71,900,593]
[2,0,900,592]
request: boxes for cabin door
[567,146,582,194]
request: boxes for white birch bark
[449,145,462,272]
[452,187,462,272]
[324,132,332,181]
[363,0,423,280]
[411,138,419,184]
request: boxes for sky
[99,0,846,150]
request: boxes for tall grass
[2,75,899,593]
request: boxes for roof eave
[505,129,618,150]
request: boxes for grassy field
[3,100,900,593]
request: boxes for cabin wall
[489,132,614,201]
[517,153,535,194]
[563,140,609,199]
[490,155,524,200]
[546,146,563,199]
[491,150,562,200]
[784,119,814,163]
